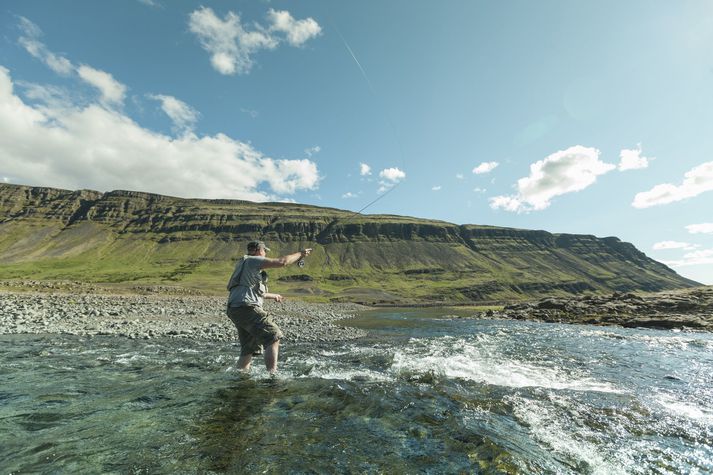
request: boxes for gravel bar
[0,291,369,342]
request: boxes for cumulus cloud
[0,66,319,201]
[261,158,319,194]
[342,191,358,198]
[18,17,73,75]
[652,241,699,251]
[17,82,74,110]
[490,145,615,213]
[687,223,713,234]
[304,146,321,157]
[379,167,406,183]
[661,249,713,268]
[472,161,499,174]
[267,9,322,46]
[632,161,713,208]
[359,162,371,176]
[188,7,320,75]
[76,65,126,107]
[432,185,441,191]
[473,187,486,193]
[17,18,126,109]
[618,145,650,171]
[455,173,464,180]
[148,94,199,134]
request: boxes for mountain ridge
[0,183,699,304]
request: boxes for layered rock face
[0,184,700,303]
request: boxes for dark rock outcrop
[481,286,713,331]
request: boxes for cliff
[0,183,699,303]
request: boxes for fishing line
[329,19,407,219]
[299,16,408,274]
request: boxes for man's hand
[273,294,284,303]
[301,248,313,258]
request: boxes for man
[226,240,312,374]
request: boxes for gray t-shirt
[227,255,266,308]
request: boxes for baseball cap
[247,240,270,252]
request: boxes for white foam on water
[115,352,152,365]
[296,354,392,382]
[654,392,713,426]
[508,394,628,475]
[579,329,713,351]
[299,367,391,382]
[178,348,200,354]
[389,336,621,393]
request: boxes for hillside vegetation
[0,184,699,304]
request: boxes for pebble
[0,291,368,342]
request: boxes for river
[1,309,712,473]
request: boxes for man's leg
[264,340,280,373]
[237,354,252,371]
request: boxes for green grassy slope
[0,184,699,303]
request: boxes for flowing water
[1,309,712,474]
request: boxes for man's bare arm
[264,292,284,303]
[260,248,312,269]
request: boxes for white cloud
[241,108,259,118]
[489,195,523,212]
[267,9,322,47]
[18,17,73,76]
[432,185,441,191]
[188,7,320,76]
[77,65,126,107]
[455,173,464,180]
[359,162,371,176]
[490,145,615,213]
[148,94,199,134]
[342,191,358,198]
[137,0,161,7]
[473,187,486,193]
[379,167,406,183]
[652,241,699,251]
[473,161,499,174]
[661,249,713,268]
[618,145,650,171]
[633,161,713,208]
[687,223,713,234]
[16,18,125,109]
[0,66,319,201]
[304,146,321,157]
[17,82,74,110]
[188,7,276,75]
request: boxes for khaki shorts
[226,305,283,356]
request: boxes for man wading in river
[226,240,312,374]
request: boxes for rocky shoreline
[0,290,368,342]
[477,286,713,331]
[2,281,712,340]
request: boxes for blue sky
[1,1,712,284]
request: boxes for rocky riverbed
[477,286,713,331]
[0,290,368,342]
